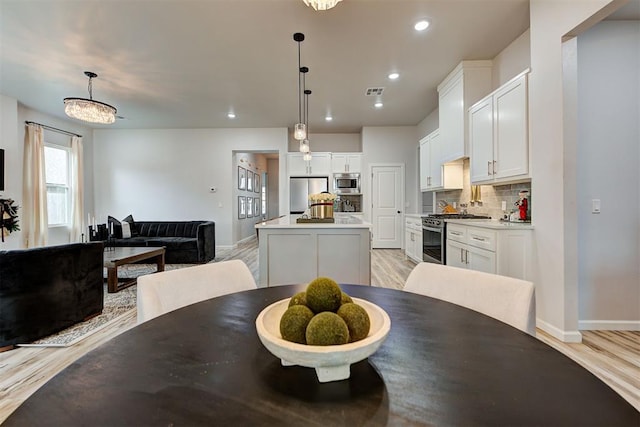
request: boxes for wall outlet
[592,199,601,214]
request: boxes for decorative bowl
[255,297,391,383]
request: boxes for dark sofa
[109,220,215,264]
[0,242,105,351]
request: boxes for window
[44,145,71,226]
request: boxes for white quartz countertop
[445,218,534,230]
[405,213,430,219]
[255,215,371,229]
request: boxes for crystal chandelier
[303,0,343,11]
[64,71,117,124]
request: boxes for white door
[371,164,404,248]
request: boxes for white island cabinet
[255,216,371,287]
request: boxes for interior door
[371,164,404,248]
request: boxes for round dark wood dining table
[5,285,639,426]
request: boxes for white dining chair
[137,259,257,324]
[404,262,536,335]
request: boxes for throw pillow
[122,214,139,237]
[121,221,132,238]
[107,216,123,239]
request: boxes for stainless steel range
[422,214,490,264]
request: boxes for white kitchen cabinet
[419,129,463,192]
[331,153,362,173]
[437,60,493,163]
[470,71,530,184]
[287,152,331,176]
[445,221,532,280]
[404,216,423,263]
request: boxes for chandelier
[64,71,117,124]
[303,0,343,11]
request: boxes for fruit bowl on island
[256,297,391,383]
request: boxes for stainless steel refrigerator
[289,177,328,214]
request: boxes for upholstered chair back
[137,260,256,324]
[404,262,536,335]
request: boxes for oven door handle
[422,226,442,233]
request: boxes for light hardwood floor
[1,238,638,423]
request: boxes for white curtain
[70,135,84,242]
[22,123,48,247]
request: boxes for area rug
[17,264,194,347]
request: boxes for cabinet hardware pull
[465,249,469,264]
[487,161,491,176]
[493,160,497,175]
[460,249,464,263]
[472,237,485,241]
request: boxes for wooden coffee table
[103,247,165,293]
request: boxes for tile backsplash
[424,159,531,220]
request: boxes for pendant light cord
[298,42,302,123]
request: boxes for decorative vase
[310,202,333,219]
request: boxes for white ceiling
[0,0,636,134]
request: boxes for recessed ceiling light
[414,20,430,31]
[374,102,383,108]
[325,116,333,121]
[227,112,236,119]
[388,72,399,80]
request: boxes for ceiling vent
[365,87,385,96]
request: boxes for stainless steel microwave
[333,173,361,194]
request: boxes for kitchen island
[255,215,372,287]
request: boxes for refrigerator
[289,176,328,214]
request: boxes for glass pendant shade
[303,152,312,161]
[294,123,307,141]
[299,139,310,153]
[303,0,343,11]
[64,98,116,124]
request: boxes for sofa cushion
[110,237,149,247]
[145,237,197,251]
[122,214,140,237]
[108,216,122,238]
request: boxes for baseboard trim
[216,245,234,251]
[578,320,640,331]
[536,318,583,343]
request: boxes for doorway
[370,164,405,248]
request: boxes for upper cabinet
[438,60,493,163]
[287,152,331,176]
[331,153,362,173]
[470,71,530,184]
[419,129,463,192]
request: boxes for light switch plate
[592,199,601,214]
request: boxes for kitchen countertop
[405,213,430,219]
[255,214,371,229]
[445,218,534,230]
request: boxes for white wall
[0,95,20,249]
[361,126,419,223]
[287,133,361,153]
[576,20,640,329]
[92,128,288,247]
[416,108,438,141]
[529,0,625,341]
[492,29,531,89]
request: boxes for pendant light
[293,33,307,141]
[302,89,312,161]
[299,68,311,154]
[64,71,117,124]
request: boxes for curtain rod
[25,121,82,138]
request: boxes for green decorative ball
[288,291,307,308]
[340,292,353,305]
[337,303,371,343]
[305,312,350,346]
[279,305,315,344]
[306,277,342,313]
